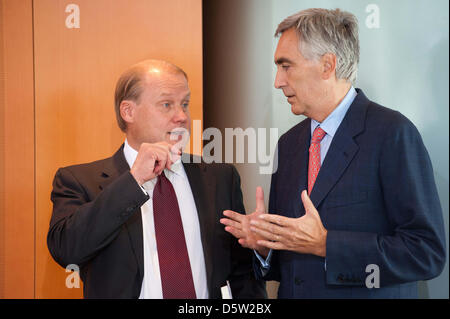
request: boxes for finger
[159,141,180,156]
[223,210,245,223]
[152,148,171,172]
[251,217,293,240]
[153,144,174,169]
[170,141,183,155]
[250,225,284,242]
[224,226,245,239]
[238,239,254,249]
[143,153,157,169]
[171,151,181,164]
[301,190,319,216]
[238,238,258,249]
[238,238,250,248]
[153,158,166,175]
[220,217,243,231]
[256,239,286,251]
[257,213,291,227]
[255,186,266,213]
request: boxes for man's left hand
[250,190,328,257]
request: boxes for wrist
[130,169,144,186]
[316,229,328,257]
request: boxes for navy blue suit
[257,89,446,298]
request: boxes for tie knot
[311,126,326,144]
[156,171,170,187]
[158,171,167,180]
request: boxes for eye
[182,102,189,109]
[163,102,170,108]
[281,64,290,70]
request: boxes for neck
[125,134,143,152]
[310,82,352,123]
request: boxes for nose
[274,68,286,89]
[172,105,189,124]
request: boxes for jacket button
[294,277,304,285]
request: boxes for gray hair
[275,8,359,83]
[114,59,188,132]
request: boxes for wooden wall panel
[0,0,4,299]
[0,0,35,299]
[33,0,203,298]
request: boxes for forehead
[274,28,302,64]
[143,72,190,97]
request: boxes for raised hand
[221,187,270,257]
[130,141,181,185]
[250,190,328,257]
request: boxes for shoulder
[365,100,421,140]
[56,156,112,177]
[182,154,240,178]
[53,156,116,191]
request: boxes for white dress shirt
[123,140,208,299]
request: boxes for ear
[119,100,137,125]
[320,53,336,80]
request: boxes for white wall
[204,0,449,298]
[270,0,449,299]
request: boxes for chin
[291,104,304,116]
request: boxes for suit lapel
[310,89,369,208]
[100,145,145,281]
[182,155,216,295]
[98,145,130,190]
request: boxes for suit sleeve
[227,165,267,298]
[326,117,446,286]
[47,168,149,268]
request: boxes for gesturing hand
[130,141,182,185]
[220,187,270,257]
[250,190,328,257]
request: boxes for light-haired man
[221,8,446,298]
[48,60,266,299]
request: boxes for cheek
[185,118,191,131]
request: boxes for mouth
[286,95,295,103]
[168,130,185,135]
[167,129,189,143]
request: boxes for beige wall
[1,0,203,298]
[0,0,35,299]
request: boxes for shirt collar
[123,139,184,178]
[311,86,357,138]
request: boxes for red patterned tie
[153,172,196,299]
[308,126,326,194]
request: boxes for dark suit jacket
[48,146,266,299]
[256,89,446,298]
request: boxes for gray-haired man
[221,8,445,298]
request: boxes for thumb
[301,190,318,217]
[255,186,266,213]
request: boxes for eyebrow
[158,92,191,100]
[275,57,294,65]
[158,92,191,101]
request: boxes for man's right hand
[130,142,181,186]
[220,187,270,257]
